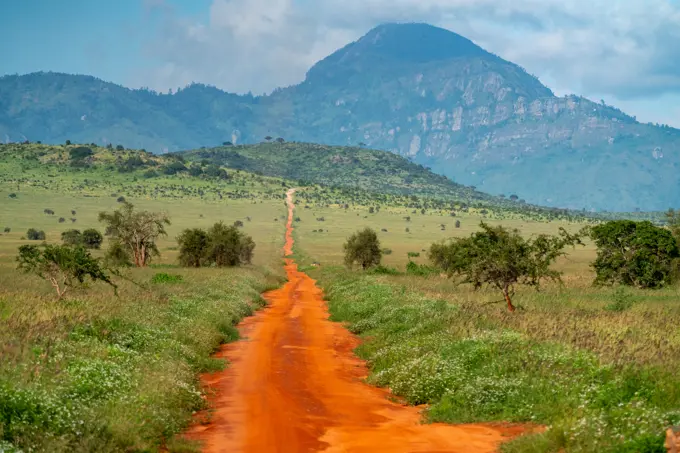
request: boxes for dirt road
[185,188,527,452]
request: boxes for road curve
[185,188,529,452]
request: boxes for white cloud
[137,0,680,123]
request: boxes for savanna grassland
[292,194,680,452]
[0,143,290,452]
[1,142,679,453]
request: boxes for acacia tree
[99,202,170,267]
[344,228,382,270]
[17,244,116,299]
[429,222,583,312]
[177,228,209,267]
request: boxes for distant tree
[430,222,583,312]
[26,228,46,241]
[666,208,680,241]
[116,145,124,151]
[421,209,426,214]
[99,202,170,267]
[69,146,93,160]
[455,220,461,228]
[204,164,228,180]
[58,217,66,223]
[189,165,204,177]
[222,141,233,146]
[276,137,285,143]
[177,228,209,267]
[233,220,244,228]
[65,140,71,145]
[509,194,519,201]
[44,209,54,215]
[82,229,103,249]
[117,196,126,203]
[369,207,375,214]
[71,210,76,215]
[264,136,273,142]
[3,227,10,233]
[589,220,679,289]
[344,227,382,270]
[8,193,17,199]
[61,229,82,246]
[163,161,187,175]
[16,244,115,299]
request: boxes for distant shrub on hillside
[8,193,17,199]
[344,228,381,270]
[3,227,10,233]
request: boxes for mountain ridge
[1,23,679,211]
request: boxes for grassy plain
[293,196,680,453]
[0,147,290,452]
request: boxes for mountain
[1,23,679,211]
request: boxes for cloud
[139,0,680,101]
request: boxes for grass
[292,202,680,452]
[311,265,680,452]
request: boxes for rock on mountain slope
[1,23,679,211]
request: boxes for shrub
[233,220,244,228]
[143,169,159,179]
[71,210,76,215]
[61,229,82,246]
[200,222,256,267]
[58,217,66,223]
[177,228,209,267]
[367,265,400,275]
[407,252,421,258]
[605,287,636,312]
[104,241,133,268]
[344,228,382,270]
[116,196,126,203]
[455,220,461,228]
[3,227,10,233]
[406,261,439,277]
[26,228,46,241]
[69,146,93,160]
[8,193,17,199]
[589,220,679,289]
[82,229,103,249]
[151,273,183,284]
[16,244,115,299]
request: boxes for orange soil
[185,189,532,452]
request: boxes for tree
[205,222,254,267]
[16,244,116,299]
[276,137,285,143]
[99,202,170,267]
[115,145,124,151]
[344,228,382,270]
[69,146,93,160]
[82,229,103,249]
[429,222,583,312]
[589,220,679,289]
[264,136,273,142]
[177,228,209,267]
[65,140,71,145]
[61,229,82,246]
[666,209,680,241]
[26,228,46,241]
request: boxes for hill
[2,23,680,211]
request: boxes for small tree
[589,220,679,289]
[99,202,170,267]
[344,228,382,270]
[430,222,582,312]
[205,222,254,267]
[177,228,209,267]
[17,244,116,299]
[26,228,46,241]
[61,229,82,246]
[82,229,103,249]
[666,208,680,241]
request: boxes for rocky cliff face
[2,23,679,211]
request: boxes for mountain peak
[305,22,500,84]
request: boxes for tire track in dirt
[184,188,533,452]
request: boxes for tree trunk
[502,286,516,312]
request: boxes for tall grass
[313,265,680,453]
[0,266,283,452]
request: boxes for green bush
[26,228,46,241]
[151,273,184,284]
[344,227,382,270]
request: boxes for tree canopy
[429,222,583,311]
[344,227,382,270]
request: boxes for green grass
[311,266,680,453]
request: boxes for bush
[3,227,10,233]
[344,228,382,270]
[605,287,636,312]
[26,228,46,241]
[61,229,82,246]
[381,248,393,255]
[177,228,209,267]
[206,222,255,267]
[104,241,133,268]
[589,220,679,289]
[406,261,439,277]
[151,273,183,284]
[16,244,115,298]
[8,193,17,199]
[455,220,461,228]
[116,196,126,203]
[367,265,400,275]
[233,220,244,228]
[407,252,421,258]
[58,217,66,223]
[69,146,93,160]
[82,229,103,249]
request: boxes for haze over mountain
[2,23,679,212]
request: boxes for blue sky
[2,0,680,127]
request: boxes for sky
[2,0,680,127]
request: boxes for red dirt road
[185,189,529,452]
